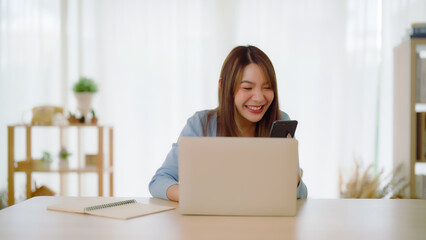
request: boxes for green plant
[91,109,96,118]
[59,147,71,160]
[41,151,52,162]
[73,77,98,93]
[0,188,7,209]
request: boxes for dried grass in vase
[339,160,408,199]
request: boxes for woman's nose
[252,89,265,101]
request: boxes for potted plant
[58,146,71,169]
[73,77,98,120]
[40,151,52,170]
[0,188,7,209]
[91,109,98,124]
[67,111,79,124]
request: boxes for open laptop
[178,137,298,216]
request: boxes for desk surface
[1,197,426,240]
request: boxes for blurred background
[1,0,426,202]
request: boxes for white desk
[0,197,425,240]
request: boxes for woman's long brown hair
[203,45,281,137]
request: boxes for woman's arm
[149,111,208,201]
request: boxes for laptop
[178,137,298,216]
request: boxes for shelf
[394,37,426,198]
[10,123,111,128]
[415,103,426,112]
[14,166,113,173]
[8,124,114,206]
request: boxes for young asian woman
[149,45,308,201]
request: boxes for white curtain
[2,0,425,199]
[0,0,64,197]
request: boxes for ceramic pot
[74,92,95,116]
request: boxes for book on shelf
[416,54,426,103]
[411,23,426,38]
[416,174,426,199]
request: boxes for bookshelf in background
[394,23,426,199]
[7,124,114,206]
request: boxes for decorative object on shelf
[58,146,71,169]
[31,105,64,125]
[85,154,98,166]
[31,182,55,197]
[91,109,98,124]
[411,23,426,38]
[79,115,86,123]
[339,160,408,199]
[39,151,52,170]
[67,111,79,124]
[73,76,98,120]
[0,188,7,209]
[52,112,68,125]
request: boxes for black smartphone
[269,120,298,138]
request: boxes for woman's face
[233,63,274,128]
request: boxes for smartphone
[269,120,298,138]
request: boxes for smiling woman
[148,45,308,202]
[216,46,281,138]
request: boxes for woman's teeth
[247,105,262,110]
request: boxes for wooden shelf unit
[7,124,114,206]
[394,37,426,198]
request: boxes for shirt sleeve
[148,112,204,200]
[297,174,308,199]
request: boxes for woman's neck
[238,125,255,137]
[235,113,256,137]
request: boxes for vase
[59,159,69,169]
[74,92,95,117]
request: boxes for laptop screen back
[178,137,298,216]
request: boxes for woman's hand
[287,134,301,185]
[166,184,179,202]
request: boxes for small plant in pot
[58,146,71,169]
[73,77,98,122]
[40,151,52,170]
[91,109,98,124]
[67,111,79,124]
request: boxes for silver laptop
[178,137,298,216]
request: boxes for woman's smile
[246,105,264,113]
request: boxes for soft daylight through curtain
[2,0,426,199]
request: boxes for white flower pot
[75,92,95,116]
[59,159,69,169]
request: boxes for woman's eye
[243,87,252,90]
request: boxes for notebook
[178,137,298,216]
[47,198,175,220]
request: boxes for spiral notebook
[47,199,175,220]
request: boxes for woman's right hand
[166,184,179,202]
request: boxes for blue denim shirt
[149,109,308,200]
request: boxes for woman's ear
[218,78,222,88]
